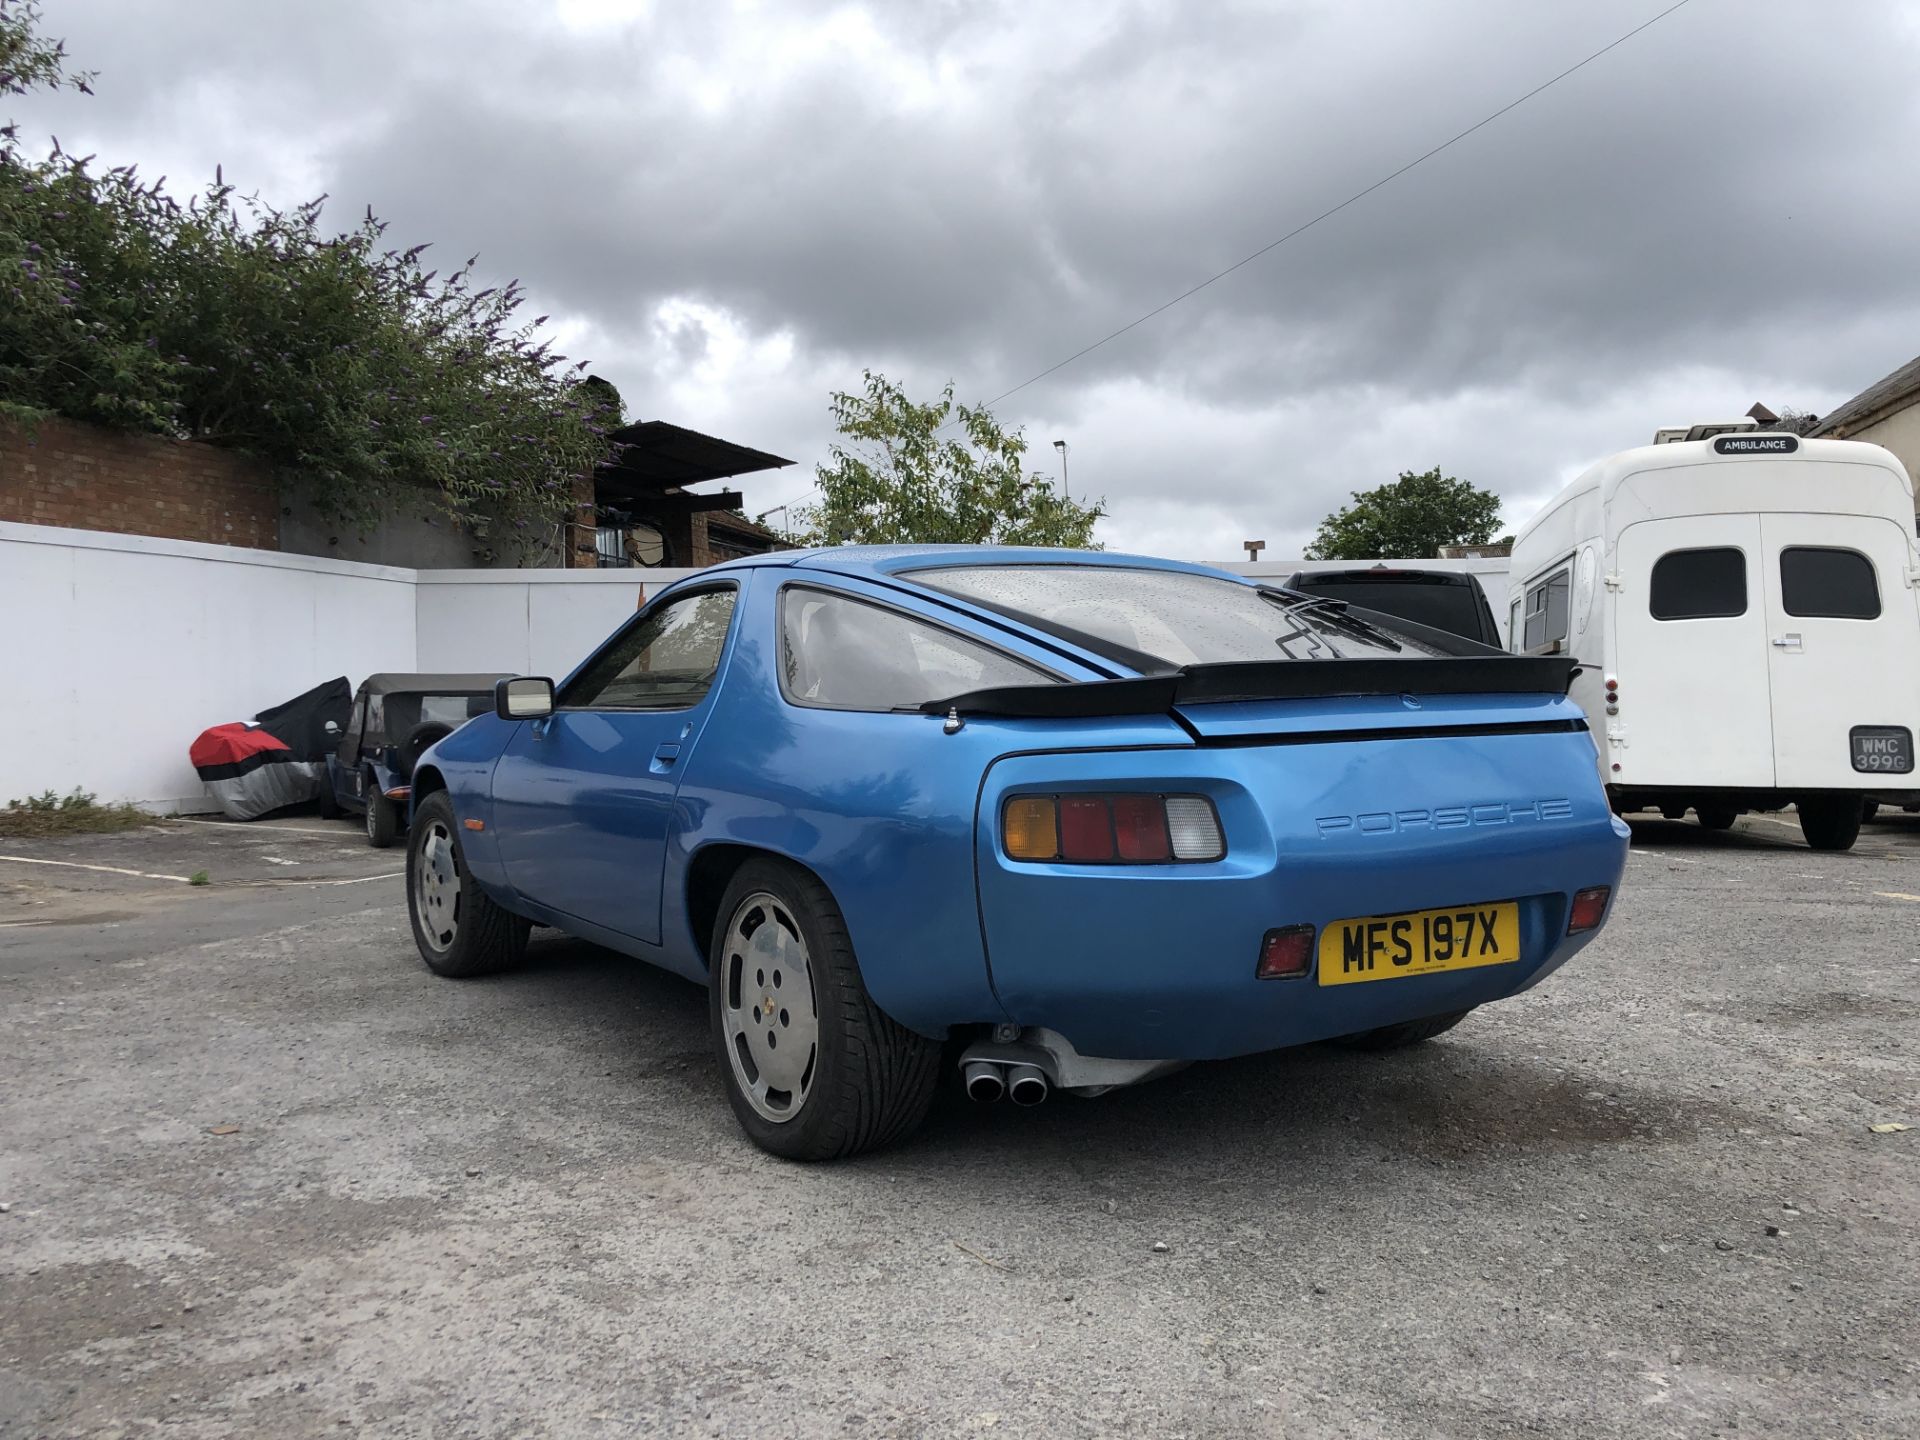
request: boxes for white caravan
[1507,429,1920,851]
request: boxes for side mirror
[495,676,555,721]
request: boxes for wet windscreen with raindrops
[911,565,1449,670]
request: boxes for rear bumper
[974,727,1630,1061]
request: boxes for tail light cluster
[1002,793,1225,864]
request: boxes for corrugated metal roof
[599,421,794,491]
[1812,353,1920,438]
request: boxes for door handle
[1772,633,1802,649]
[650,742,681,774]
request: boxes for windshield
[1288,574,1490,642]
[369,692,490,744]
[911,565,1449,669]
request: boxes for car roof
[358,673,510,696]
[1288,567,1476,585]
[753,544,1246,583]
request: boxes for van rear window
[1650,548,1747,620]
[1780,547,1879,619]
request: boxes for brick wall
[0,416,281,550]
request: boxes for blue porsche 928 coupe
[406,547,1629,1159]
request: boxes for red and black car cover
[189,723,315,820]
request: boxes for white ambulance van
[1507,425,1920,851]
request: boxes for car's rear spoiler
[922,656,1581,720]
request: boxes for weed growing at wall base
[0,788,156,837]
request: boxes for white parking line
[1632,850,1699,865]
[234,872,403,888]
[0,919,55,928]
[0,855,191,883]
[1876,892,1920,903]
[174,818,354,839]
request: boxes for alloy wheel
[414,819,462,952]
[719,891,820,1123]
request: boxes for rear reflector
[1001,793,1222,865]
[1567,885,1611,934]
[1256,924,1315,979]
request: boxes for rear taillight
[1001,793,1224,864]
[1567,885,1612,934]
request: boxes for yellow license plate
[1318,901,1521,986]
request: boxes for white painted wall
[0,523,416,813]
[413,567,698,680]
[0,521,703,812]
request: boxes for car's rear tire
[1798,795,1862,852]
[365,790,398,849]
[1334,1009,1472,1051]
[1695,805,1737,831]
[708,857,939,1161]
[406,791,529,978]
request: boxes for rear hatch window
[1287,573,1491,643]
[911,564,1449,670]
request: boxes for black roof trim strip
[922,656,1578,718]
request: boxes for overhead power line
[975,0,1697,414]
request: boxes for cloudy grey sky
[15,1,1920,559]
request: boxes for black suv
[1280,567,1503,647]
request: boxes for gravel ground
[2,810,1917,1438]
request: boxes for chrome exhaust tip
[963,1061,1006,1104]
[1006,1063,1050,1107]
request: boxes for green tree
[1304,467,1502,560]
[0,1,615,556]
[797,370,1104,548]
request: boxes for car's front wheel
[406,791,529,977]
[708,858,939,1161]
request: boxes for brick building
[0,417,281,550]
[572,419,795,570]
[0,415,796,569]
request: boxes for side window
[780,587,1057,711]
[1780,547,1880,619]
[1650,547,1747,620]
[1521,568,1570,652]
[340,694,368,763]
[562,587,738,710]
